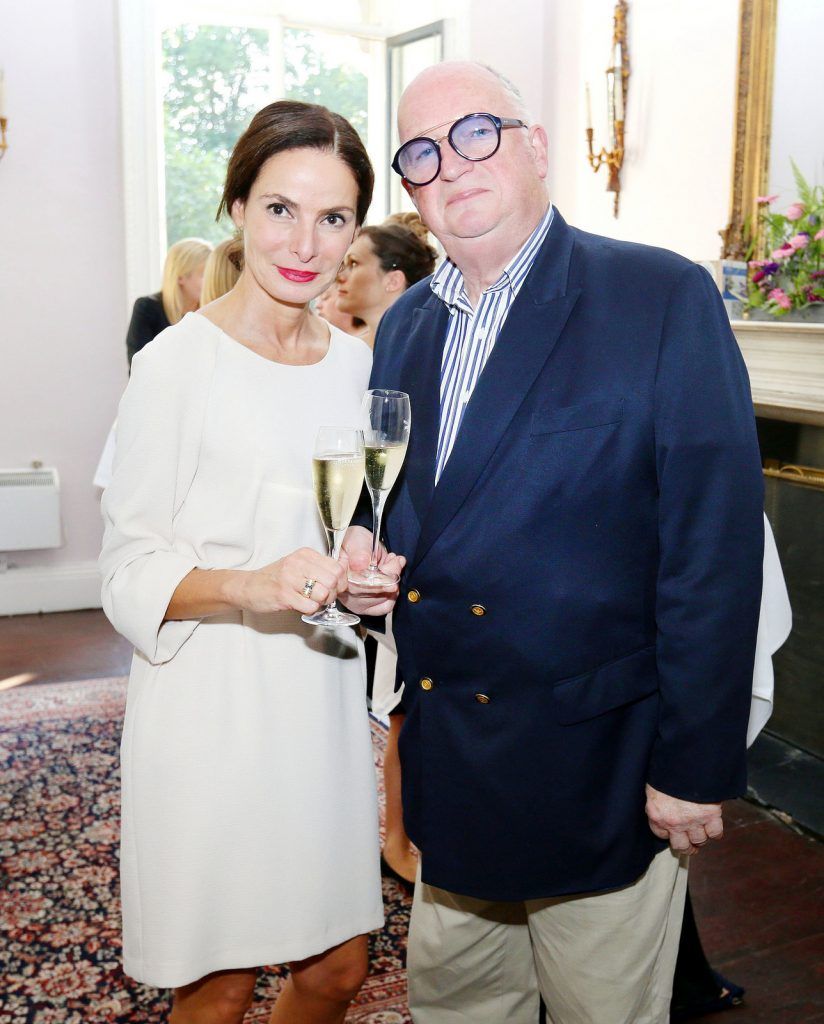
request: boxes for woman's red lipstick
[277,266,319,282]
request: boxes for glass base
[301,607,360,628]
[348,566,400,589]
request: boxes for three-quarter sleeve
[100,327,216,664]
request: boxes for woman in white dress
[100,100,402,1024]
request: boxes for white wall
[0,0,128,611]
[544,0,739,261]
[466,0,547,125]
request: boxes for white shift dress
[100,313,383,988]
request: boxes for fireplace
[734,321,824,760]
[757,418,824,757]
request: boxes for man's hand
[645,784,723,856]
[340,526,406,617]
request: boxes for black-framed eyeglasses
[391,112,529,186]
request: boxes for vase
[744,305,824,324]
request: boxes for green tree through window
[162,24,371,247]
[283,29,368,145]
[163,24,270,245]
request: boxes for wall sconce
[0,71,7,162]
[585,1,630,217]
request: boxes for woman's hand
[228,547,348,616]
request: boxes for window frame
[385,21,445,213]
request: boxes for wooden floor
[0,608,133,685]
[1,610,822,1023]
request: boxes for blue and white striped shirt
[431,204,554,482]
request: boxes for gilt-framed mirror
[721,0,823,260]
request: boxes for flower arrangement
[747,163,824,317]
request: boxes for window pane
[283,28,369,146]
[162,24,271,245]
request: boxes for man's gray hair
[472,63,532,122]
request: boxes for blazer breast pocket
[530,398,624,437]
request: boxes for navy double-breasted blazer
[367,210,764,901]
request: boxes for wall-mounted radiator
[0,468,62,550]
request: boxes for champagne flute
[348,389,411,589]
[302,426,365,628]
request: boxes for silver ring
[302,578,317,598]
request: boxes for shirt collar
[430,204,555,313]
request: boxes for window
[117,1,447,299]
[162,22,378,246]
[162,24,273,244]
[386,22,444,214]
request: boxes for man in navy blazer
[345,62,763,1023]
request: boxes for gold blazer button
[470,604,487,616]
[408,589,421,603]
[420,677,434,691]
[474,693,491,704]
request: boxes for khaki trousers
[407,848,688,1024]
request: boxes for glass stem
[326,527,341,614]
[370,492,387,571]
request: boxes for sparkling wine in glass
[302,426,364,628]
[348,389,411,589]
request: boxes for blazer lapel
[411,212,582,570]
[397,298,449,528]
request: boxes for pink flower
[768,288,792,310]
[785,203,805,221]
[749,259,768,268]
[789,233,809,250]
[771,246,793,260]
[815,228,824,241]
[756,194,779,204]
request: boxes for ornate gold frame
[720,0,778,259]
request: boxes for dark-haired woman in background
[315,280,367,338]
[336,215,437,350]
[100,101,403,1024]
[337,215,437,887]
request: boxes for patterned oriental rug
[0,677,412,1023]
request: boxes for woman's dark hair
[361,215,437,287]
[217,100,374,225]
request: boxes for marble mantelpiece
[732,320,824,426]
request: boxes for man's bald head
[393,60,549,282]
[398,62,531,141]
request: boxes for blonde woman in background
[97,238,213,489]
[125,237,212,367]
[200,235,244,305]
[383,209,434,236]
